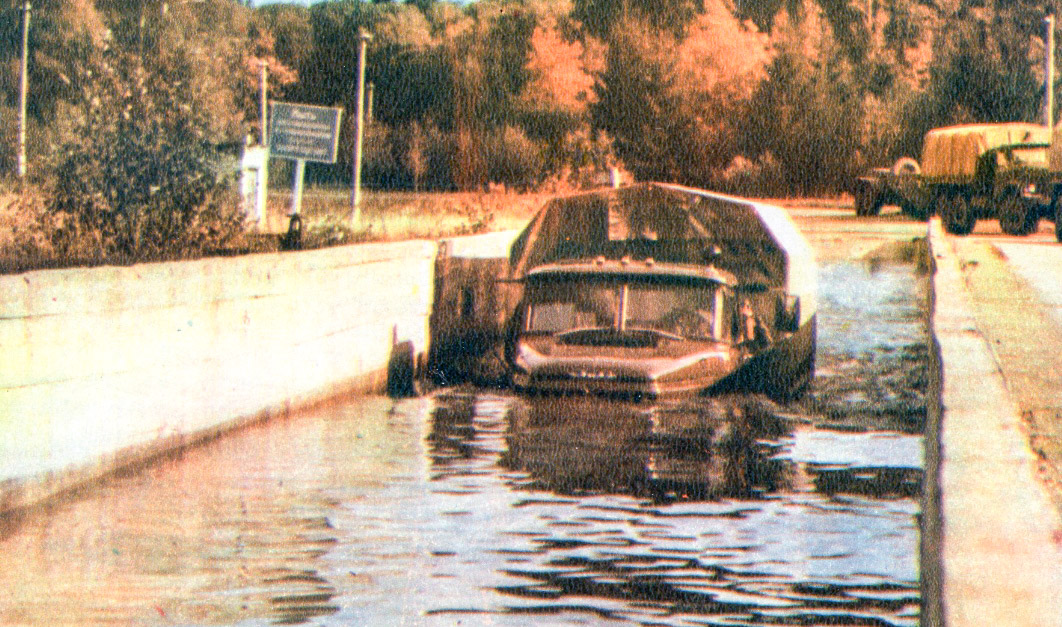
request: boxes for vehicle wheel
[854,184,882,217]
[387,340,421,398]
[901,201,931,221]
[854,186,870,216]
[998,193,1037,236]
[1054,196,1062,243]
[939,194,976,236]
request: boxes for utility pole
[1046,11,1056,129]
[351,30,372,224]
[260,61,269,145]
[17,1,30,180]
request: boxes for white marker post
[291,159,306,216]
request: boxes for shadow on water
[500,395,793,503]
[423,388,923,626]
[806,257,930,434]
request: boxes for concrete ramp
[924,218,1062,626]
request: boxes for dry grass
[260,187,550,242]
[0,186,554,273]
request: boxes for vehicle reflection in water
[424,389,922,626]
[500,395,791,502]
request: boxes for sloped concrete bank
[923,219,1062,626]
[0,230,517,517]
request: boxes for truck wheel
[854,186,870,216]
[998,193,1037,236]
[940,194,976,236]
[854,184,883,217]
[1054,196,1062,243]
[901,201,930,221]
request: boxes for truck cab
[502,183,817,402]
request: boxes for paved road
[994,238,1062,325]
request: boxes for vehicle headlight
[513,342,534,373]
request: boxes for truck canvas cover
[507,183,816,326]
[921,123,1049,177]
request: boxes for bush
[744,50,863,196]
[716,153,786,197]
[482,125,545,191]
[46,48,244,262]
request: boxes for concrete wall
[0,239,449,515]
[0,228,522,516]
[923,219,1062,626]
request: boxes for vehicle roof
[506,183,817,324]
[526,257,736,285]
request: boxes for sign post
[269,101,344,219]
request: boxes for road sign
[269,102,343,164]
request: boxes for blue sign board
[269,102,344,164]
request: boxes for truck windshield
[526,278,721,340]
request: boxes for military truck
[502,183,818,403]
[852,123,1062,241]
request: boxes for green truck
[853,122,1062,241]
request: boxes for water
[0,259,927,626]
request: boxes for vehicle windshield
[525,277,722,340]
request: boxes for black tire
[775,326,816,403]
[387,340,421,398]
[854,184,881,217]
[787,350,816,402]
[854,186,869,216]
[998,192,1037,236]
[859,192,884,217]
[939,193,976,236]
[901,201,931,221]
[1054,195,1062,243]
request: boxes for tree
[0,0,109,173]
[48,46,242,261]
[745,47,863,195]
[590,6,770,187]
[573,0,704,38]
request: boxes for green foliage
[47,48,243,261]
[10,0,1062,247]
[481,125,545,190]
[922,25,1041,125]
[0,1,107,173]
[589,14,759,188]
[573,0,704,38]
[745,50,863,195]
[589,26,689,182]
